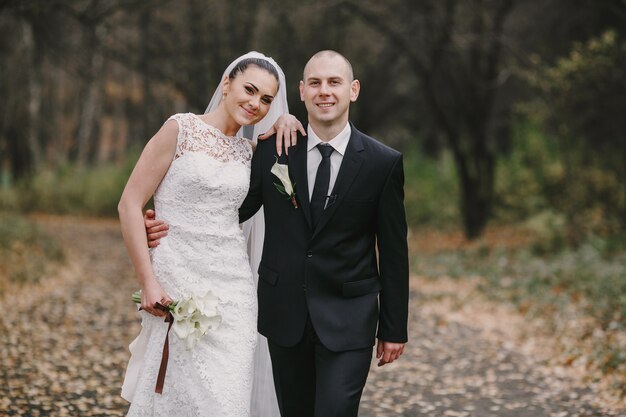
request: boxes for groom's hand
[144,209,169,248]
[376,339,405,367]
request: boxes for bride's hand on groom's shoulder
[376,339,405,367]
[258,113,306,156]
[144,209,169,248]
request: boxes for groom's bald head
[303,50,354,81]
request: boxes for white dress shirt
[306,123,351,202]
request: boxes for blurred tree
[527,31,626,240]
[0,0,624,240]
[0,1,68,177]
[57,0,155,165]
[342,0,516,238]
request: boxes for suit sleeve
[239,139,265,223]
[375,153,409,343]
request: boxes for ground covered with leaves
[0,216,623,416]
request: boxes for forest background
[0,0,625,404]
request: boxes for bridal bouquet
[132,290,221,349]
[131,290,221,394]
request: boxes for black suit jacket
[239,124,409,352]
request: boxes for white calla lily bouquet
[131,290,221,393]
[132,290,221,349]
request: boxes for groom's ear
[299,80,305,101]
[350,79,360,102]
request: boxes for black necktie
[310,143,334,227]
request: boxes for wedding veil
[204,51,285,417]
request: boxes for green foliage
[494,122,560,220]
[540,31,626,151]
[0,156,137,217]
[493,121,571,252]
[518,31,626,242]
[0,213,64,291]
[495,115,625,247]
[0,147,461,228]
[403,149,459,229]
[523,210,568,254]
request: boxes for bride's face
[222,66,279,126]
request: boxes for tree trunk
[139,8,156,141]
[22,20,42,171]
[622,144,626,232]
[76,27,104,166]
[454,140,495,239]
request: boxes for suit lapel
[311,128,364,239]
[286,136,312,229]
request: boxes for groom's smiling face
[300,52,360,128]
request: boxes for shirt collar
[306,123,351,156]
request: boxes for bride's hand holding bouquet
[138,279,172,317]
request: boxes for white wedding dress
[122,113,258,416]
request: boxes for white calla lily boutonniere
[271,157,298,209]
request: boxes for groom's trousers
[267,317,372,417]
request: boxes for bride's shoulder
[164,113,197,132]
[166,112,194,123]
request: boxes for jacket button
[306,251,313,258]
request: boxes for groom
[148,50,409,416]
[240,50,408,417]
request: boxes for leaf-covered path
[0,216,621,416]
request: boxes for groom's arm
[239,137,267,223]
[375,153,409,363]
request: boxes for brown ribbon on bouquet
[154,302,173,394]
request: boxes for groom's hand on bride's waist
[144,209,169,248]
[376,339,406,367]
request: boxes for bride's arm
[258,114,306,156]
[118,120,178,317]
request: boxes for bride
[118,52,298,416]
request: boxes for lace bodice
[152,113,253,266]
[173,113,253,163]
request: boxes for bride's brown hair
[228,58,280,90]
